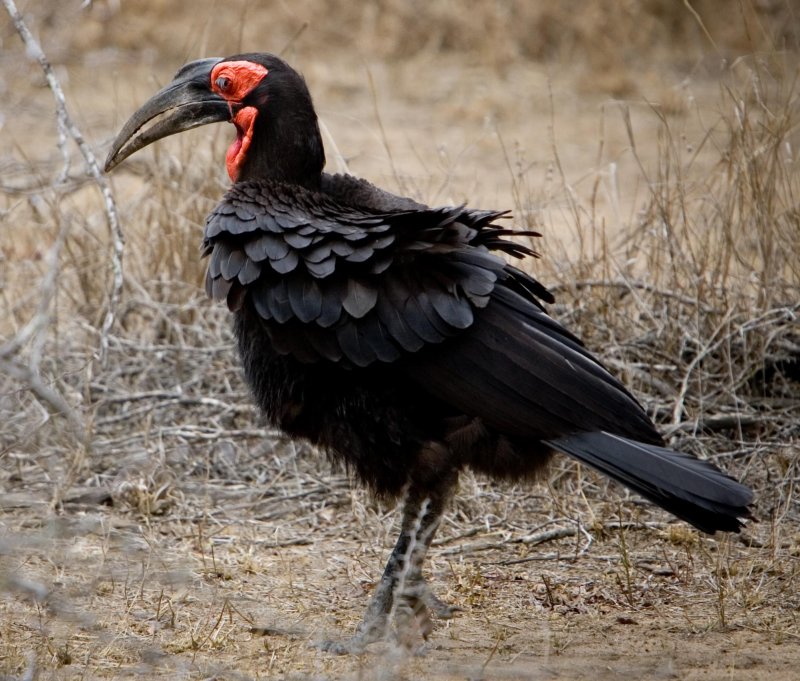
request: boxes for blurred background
[3,0,797,203]
[3,0,798,284]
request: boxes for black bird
[105,53,752,652]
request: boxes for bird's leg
[320,452,458,654]
[358,495,441,646]
[395,536,461,625]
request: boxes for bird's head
[104,53,325,187]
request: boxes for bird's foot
[419,584,461,620]
[312,613,388,655]
[396,580,460,642]
[314,579,459,655]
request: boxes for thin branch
[366,65,400,186]
[664,412,763,436]
[318,116,350,175]
[2,0,124,366]
[278,21,308,56]
[0,215,70,364]
[683,0,719,53]
[548,278,717,312]
[439,520,667,558]
[0,358,85,440]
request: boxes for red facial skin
[210,61,268,181]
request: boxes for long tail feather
[546,431,753,533]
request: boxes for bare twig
[438,520,667,558]
[319,117,350,175]
[2,0,124,366]
[0,215,70,365]
[0,358,84,437]
[366,65,400,186]
[548,278,717,312]
[683,0,720,52]
[664,412,763,436]
[278,21,308,56]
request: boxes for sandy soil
[1,2,798,679]
[3,477,799,680]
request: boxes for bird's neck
[237,110,325,190]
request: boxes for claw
[312,637,369,655]
[421,586,461,620]
[314,579,459,654]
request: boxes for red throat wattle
[226,107,258,181]
[210,61,269,182]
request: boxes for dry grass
[1,1,799,679]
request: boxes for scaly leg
[318,460,458,654]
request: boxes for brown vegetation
[1,1,798,678]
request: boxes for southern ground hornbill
[105,53,752,652]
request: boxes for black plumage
[105,52,753,652]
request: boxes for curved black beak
[105,58,229,172]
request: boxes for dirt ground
[1,1,799,679]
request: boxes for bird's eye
[215,76,231,91]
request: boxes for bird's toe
[423,589,461,619]
[311,638,368,655]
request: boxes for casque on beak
[104,57,229,172]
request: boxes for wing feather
[287,273,323,323]
[202,177,551,368]
[342,277,378,319]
